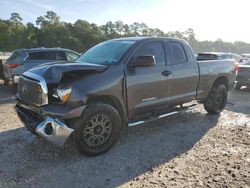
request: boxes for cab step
[128,103,197,127]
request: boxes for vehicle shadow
[0,80,16,105]
[226,88,250,114]
[0,110,220,187]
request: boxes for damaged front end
[15,101,85,147]
[35,117,74,147]
[16,103,74,146]
[15,62,106,147]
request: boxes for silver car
[2,48,80,89]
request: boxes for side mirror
[129,55,156,68]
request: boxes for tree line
[0,11,250,54]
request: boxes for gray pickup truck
[15,37,236,156]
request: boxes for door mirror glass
[129,55,156,68]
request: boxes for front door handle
[161,70,172,76]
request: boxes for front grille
[17,75,48,106]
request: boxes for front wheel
[204,84,228,114]
[74,103,122,156]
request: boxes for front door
[125,40,172,120]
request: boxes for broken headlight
[52,87,72,103]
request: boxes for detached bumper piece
[36,117,74,146]
[15,105,74,147]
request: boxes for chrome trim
[158,111,178,118]
[128,121,145,127]
[128,111,179,127]
[22,71,48,105]
[184,105,196,112]
[36,117,74,147]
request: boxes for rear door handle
[161,70,172,76]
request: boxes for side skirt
[128,104,197,127]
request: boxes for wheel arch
[86,95,128,125]
[212,76,229,89]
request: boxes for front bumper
[15,103,86,147]
[36,117,74,146]
[16,95,86,119]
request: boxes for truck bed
[196,59,236,100]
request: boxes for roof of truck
[111,37,184,42]
[14,47,79,54]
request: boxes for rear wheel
[204,84,228,114]
[74,103,122,156]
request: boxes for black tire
[74,103,122,156]
[204,84,228,114]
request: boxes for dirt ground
[0,80,249,188]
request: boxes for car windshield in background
[76,40,135,65]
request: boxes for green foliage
[1,11,250,54]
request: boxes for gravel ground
[0,80,249,188]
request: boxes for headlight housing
[52,87,72,103]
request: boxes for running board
[128,104,197,127]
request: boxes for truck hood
[24,62,108,83]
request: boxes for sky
[0,0,249,43]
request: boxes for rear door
[125,40,172,120]
[167,40,199,105]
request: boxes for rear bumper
[15,102,86,146]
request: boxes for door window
[66,52,80,61]
[55,51,67,61]
[131,41,166,66]
[169,42,187,64]
[27,51,56,61]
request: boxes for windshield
[76,40,135,65]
